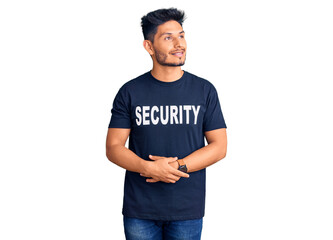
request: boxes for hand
[140,155,190,183]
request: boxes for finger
[149,155,164,160]
[146,178,159,183]
[159,178,176,184]
[168,175,180,182]
[171,168,190,178]
[167,157,178,163]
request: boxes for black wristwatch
[177,159,188,173]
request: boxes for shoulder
[185,71,217,92]
[117,71,150,93]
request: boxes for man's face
[151,20,187,67]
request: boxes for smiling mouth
[171,51,184,57]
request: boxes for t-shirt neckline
[148,70,187,87]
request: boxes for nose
[174,37,185,48]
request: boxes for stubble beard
[154,49,186,67]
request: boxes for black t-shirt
[108,70,227,221]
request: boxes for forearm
[106,144,189,183]
[182,142,227,173]
[106,144,148,173]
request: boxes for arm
[106,128,147,173]
[145,128,227,183]
[106,128,189,183]
[180,128,227,173]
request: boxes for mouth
[171,51,185,57]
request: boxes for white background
[1,0,332,239]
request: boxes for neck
[150,65,184,82]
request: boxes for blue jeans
[123,216,203,240]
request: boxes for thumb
[168,157,178,163]
[149,155,161,160]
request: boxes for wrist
[140,159,151,175]
[176,159,188,173]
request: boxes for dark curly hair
[141,8,186,43]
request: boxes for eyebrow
[159,31,185,38]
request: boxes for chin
[165,62,185,67]
[166,60,186,67]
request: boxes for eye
[179,35,185,39]
[165,36,172,40]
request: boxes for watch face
[179,165,188,173]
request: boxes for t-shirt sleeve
[108,85,131,129]
[203,84,227,132]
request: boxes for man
[106,8,227,240]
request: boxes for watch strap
[177,159,188,173]
[177,159,186,167]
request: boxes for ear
[143,40,154,56]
